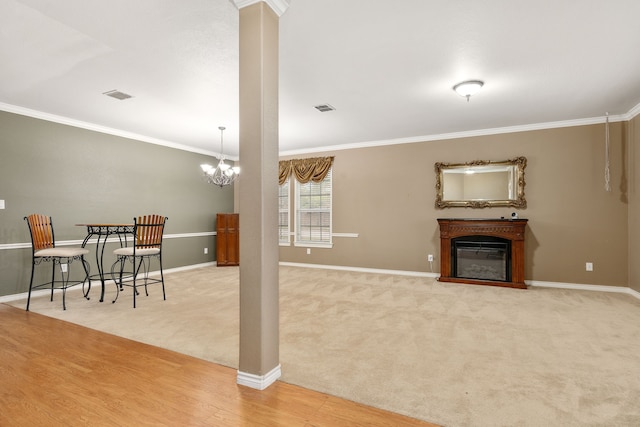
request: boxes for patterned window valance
[279,156,334,185]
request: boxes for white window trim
[293,241,333,249]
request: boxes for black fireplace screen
[452,236,511,282]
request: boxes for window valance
[278,156,334,185]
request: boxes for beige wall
[1,109,633,292]
[280,122,629,288]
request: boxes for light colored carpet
[9,265,640,427]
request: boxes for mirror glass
[435,157,527,208]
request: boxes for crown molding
[231,0,290,17]
[2,99,638,159]
[625,101,640,121]
[279,113,631,157]
[0,102,239,161]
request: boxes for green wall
[0,111,234,297]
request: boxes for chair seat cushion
[35,247,89,257]
[113,247,160,256]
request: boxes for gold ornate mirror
[435,157,527,208]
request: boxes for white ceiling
[2,0,640,159]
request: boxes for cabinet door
[216,213,239,266]
[226,214,239,265]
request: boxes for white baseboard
[280,262,640,301]
[527,279,640,300]
[163,262,216,273]
[0,262,217,304]
[237,364,282,390]
[279,261,440,278]
[0,287,64,304]
[5,261,639,303]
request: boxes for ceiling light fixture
[453,80,484,102]
[200,126,240,187]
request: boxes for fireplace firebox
[437,218,527,289]
[452,236,511,282]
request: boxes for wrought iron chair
[111,215,167,308]
[24,214,91,310]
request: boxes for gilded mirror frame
[435,156,527,209]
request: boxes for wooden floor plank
[0,304,439,426]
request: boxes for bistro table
[76,223,134,303]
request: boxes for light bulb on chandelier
[200,126,240,187]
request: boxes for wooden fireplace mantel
[437,218,528,289]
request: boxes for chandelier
[200,126,240,187]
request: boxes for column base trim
[237,364,282,390]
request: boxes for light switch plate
[0,200,4,209]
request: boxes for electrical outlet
[60,263,68,273]
[586,262,593,271]
[306,248,311,255]
[428,254,434,262]
[204,247,208,254]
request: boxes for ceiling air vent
[103,90,133,100]
[314,104,335,112]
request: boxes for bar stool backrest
[25,214,56,251]
[135,215,166,249]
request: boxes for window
[278,179,290,244]
[295,168,332,246]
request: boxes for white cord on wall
[605,112,611,192]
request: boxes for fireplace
[452,236,511,282]
[437,218,527,289]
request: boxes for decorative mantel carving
[437,218,528,289]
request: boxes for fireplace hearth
[437,218,527,289]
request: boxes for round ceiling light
[453,80,484,101]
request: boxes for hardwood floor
[0,304,439,426]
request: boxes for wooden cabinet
[216,213,239,266]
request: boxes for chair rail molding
[0,231,217,251]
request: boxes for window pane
[295,169,332,245]
[279,180,290,243]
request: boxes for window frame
[293,168,333,248]
[278,178,291,246]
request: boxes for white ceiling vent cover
[314,104,335,112]
[103,90,133,100]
